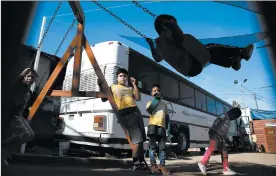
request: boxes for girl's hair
[116,68,128,76]
[19,68,38,81]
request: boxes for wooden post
[71,23,83,95]
[83,35,133,148]
[27,36,77,120]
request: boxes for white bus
[55,41,236,156]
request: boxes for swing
[27,1,135,149]
[92,1,211,77]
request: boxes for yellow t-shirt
[146,100,168,128]
[111,84,137,110]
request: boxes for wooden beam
[68,1,85,25]
[48,90,107,98]
[83,35,133,148]
[71,23,83,95]
[27,36,77,121]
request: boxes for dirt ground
[2,152,276,176]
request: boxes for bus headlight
[93,115,106,131]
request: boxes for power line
[46,1,159,18]
[253,85,276,89]
[241,85,276,106]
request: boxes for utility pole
[254,94,259,110]
[31,16,47,91]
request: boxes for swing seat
[154,14,211,77]
[155,29,211,77]
[181,34,211,67]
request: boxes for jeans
[149,134,166,166]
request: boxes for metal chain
[132,1,157,19]
[54,18,77,56]
[92,1,147,39]
[37,2,63,51]
[29,2,62,68]
[35,18,76,90]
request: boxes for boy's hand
[130,77,136,86]
[97,79,103,86]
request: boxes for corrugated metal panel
[264,126,276,153]
[60,66,119,104]
[252,119,276,152]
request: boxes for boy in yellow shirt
[98,68,149,172]
[146,84,171,175]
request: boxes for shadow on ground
[2,161,276,176]
[170,162,276,176]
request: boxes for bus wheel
[176,132,189,154]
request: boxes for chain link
[37,2,63,51]
[54,18,77,56]
[132,1,157,19]
[36,18,77,89]
[92,1,147,39]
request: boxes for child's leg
[149,135,158,166]
[220,141,237,175]
[221,141,229,171]
[201,138,218,165]
[158,136,171,174]
[158,136,166,166]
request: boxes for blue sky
[26,1,276,111]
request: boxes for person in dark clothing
[198,107,242,175]
[2,68,38,166]
[147,14,254,77]
[98,68,149,172]
[146,84,171,175]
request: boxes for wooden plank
[83,35,133,148]
[49,90,107,98]
[71,23,83,95]
[27,36,77,121]
[68,1,85,25]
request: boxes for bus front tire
[175,132,189,155]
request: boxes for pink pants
[201,137,229,171]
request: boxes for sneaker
[150,164,162,175]
[231,57,242,71]
[223,167,237,175]
[159,165,172,175]
[242,44,254,61]
[198,162,207,175]
[140,160,150,172]
[131,161,142,171]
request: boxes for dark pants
[201,131,229,171]
[2,116,34,156]
[149,134,166,166]
[206,43,241,68]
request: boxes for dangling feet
[223,167,237,175]
[231,44,254,71]
[146,38,163,62]
[231,57,242,71]
[198,162,207,175]
[241,44,254,61]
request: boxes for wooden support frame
[27,1,133,148]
